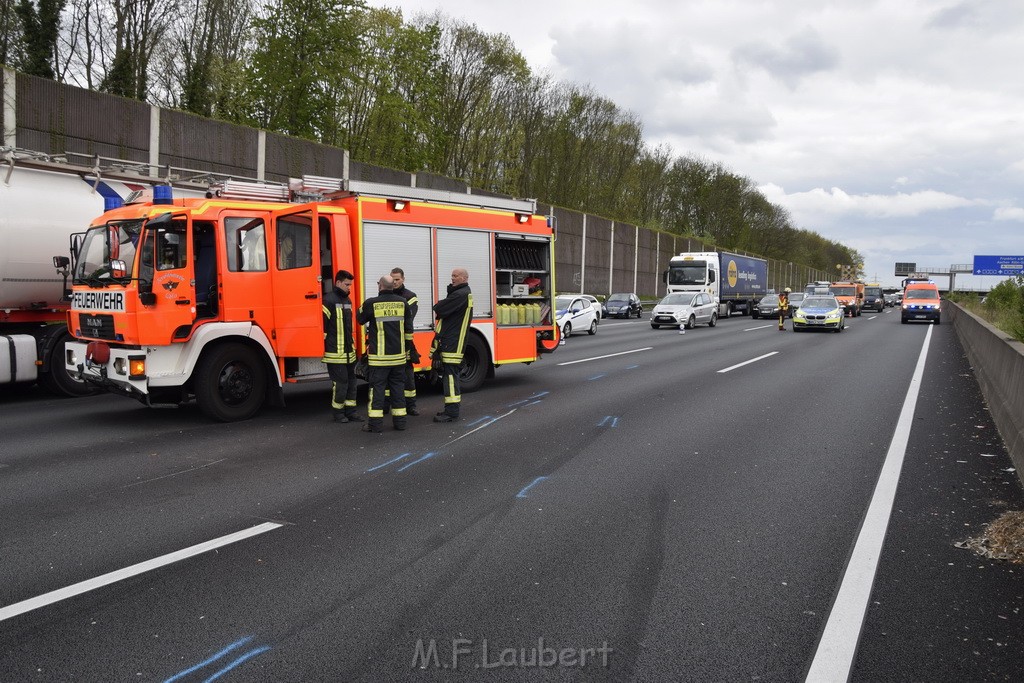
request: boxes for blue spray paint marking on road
[625,364,639,370]
[516,476,548,498]
[587,373,606,381]
[202,646,271,683]
[527,391,549,399]
[163,637,254,683]
[367,452,413,472]
[525,400,543,407]
[611,417,619,428]
[467,416,493,427]
[507,399,531,406]
[597,416,620,428]
[398,452,437,472]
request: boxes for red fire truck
[64,177,559,420]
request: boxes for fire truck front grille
[79,314,115,339]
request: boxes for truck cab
[829,281,864,317]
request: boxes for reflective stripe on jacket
[432,283,473,364]
[358,292,414,367]
[322,288,356,364]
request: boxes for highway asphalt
[1,308,1021,681]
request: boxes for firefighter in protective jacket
[431,268,473,423]
[357,275,415,432]
[779,287,791,331]
[322,270,362,423]
[388,267,421,415]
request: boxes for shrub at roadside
[947,276,1024,342]
[983,276,1024,342]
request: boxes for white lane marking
[557,347,653,366]
[0,522,283,623]
[805,324,933,682]
[867,315,878,320]
[743,324,774,332]
[717,352,778,373]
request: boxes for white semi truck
[665,250,769,316]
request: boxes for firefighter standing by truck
[322,270,363,423]
[358,275,415,433]
[389,267,421,416]
[432,268,473,423]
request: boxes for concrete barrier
[945,300,1024,486]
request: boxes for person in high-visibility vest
[389,267,421,415]
[358,275,415,433]
[322,270,362,423]
[779,287,791,331]
[432,268,473,423]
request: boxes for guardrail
[945,300,1024,485]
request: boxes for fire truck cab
[65,178,559,421]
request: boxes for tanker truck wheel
[38,328,96,397]
[194,343,267,422]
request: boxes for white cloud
[732,26,840,88]
[759,184,978,219]
[372,0,1024,287]
[994,207,1024,222]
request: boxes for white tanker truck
[0,153,202,395]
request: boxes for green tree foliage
[329,8,441,172]
[14,0,62,78]
[243,0,364,139]
[151,0,253,117]
[423,16,531,188]
[37,3,859,270]
[98,0,176,100]
[2,0,24,67]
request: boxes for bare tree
[150,0,253,115]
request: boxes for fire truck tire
[37,329,95,397]
[194,343,267,422]
[458,333,490,393]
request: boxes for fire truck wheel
[458,333,490,393]
[195,343,267,422]
[38,329,96,397]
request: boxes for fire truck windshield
[668,263,707,285]
[74,220,143,284]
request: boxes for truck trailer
[0,157,204,395]
[665,250,769,316]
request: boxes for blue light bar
[104,195,124,211]
[153,185,173,205]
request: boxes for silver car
[650,292,718,329]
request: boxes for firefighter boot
[332,411,349,423]
[393,417,407,431]
[361,420,383,433]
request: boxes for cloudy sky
[372,0,1023,288]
